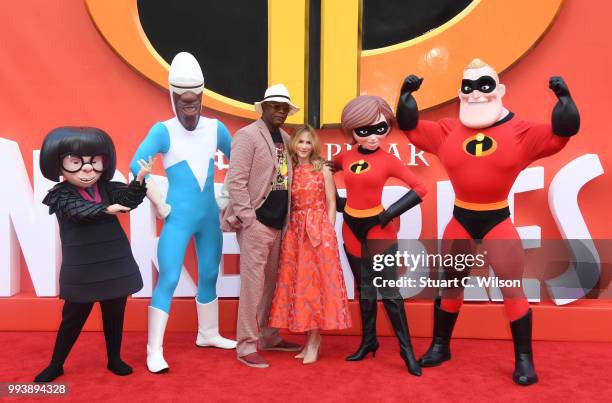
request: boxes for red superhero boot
[396,59,580,385]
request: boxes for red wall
[0,0,610,338]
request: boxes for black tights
[50,297,127,366]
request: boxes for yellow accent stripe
[344,204,384,218]
[455,198,509,211]
[268,0,307,124]
[320,0,360,126]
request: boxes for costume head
[288,125,324,170]
[341,95,394,150]
[255,84,300,129]
[40,127,116,186]
[169,52,204,131]
[459,58,507,129]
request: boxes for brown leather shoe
[237,353,270,368]
[260,339,302,352]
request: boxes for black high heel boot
[510,309,538,386]
[346,298,379,361]
[419,297,459,367]
[382,298,422,376]
[345,248,379,361]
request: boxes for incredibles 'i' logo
[349,160,371,175]
[86,0,563,126]
[463,133,497,157]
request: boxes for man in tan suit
[222,84,301,368]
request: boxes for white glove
[216,176,230,211]
[145,177,171,219]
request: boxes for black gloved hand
[397,76,423,131]
[401,75,424,95]
[377,190,422,229]
[549,76,580,137]
[378,209,393,229]
[549,76,571,98]
[336,192,347,213]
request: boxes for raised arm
[397,75,454,155]
[517,78,580,164]
[130,123,171,219]
[549,76,580,137]
[397,75,424,131]
[130,123,169,175]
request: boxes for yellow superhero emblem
[349,159,371,174]
[462,133,497,157]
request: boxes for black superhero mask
[461,76,497,94]
[353,121,389,137]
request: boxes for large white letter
[547,154,604,305]
[0,140,59,296]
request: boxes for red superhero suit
[335,95,427,376]
[397,60,580,386]
[334,146,427,257]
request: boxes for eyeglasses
[61,154,106,173]
[264,102,291,113]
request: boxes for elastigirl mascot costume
[396,59,580,385]
[334,95,427,376]
[131,52,235,373]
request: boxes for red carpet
[1,332,611,402]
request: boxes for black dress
[42,180,146,302]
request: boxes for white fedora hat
[254,83,300,116]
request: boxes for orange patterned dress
[269,164,352,332]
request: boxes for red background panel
[0,0,610,339]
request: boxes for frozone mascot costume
[396,58,580,385]
[131,52,235,373]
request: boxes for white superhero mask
[168,52,204,114]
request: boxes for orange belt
[344,204,384,218]
[454,198,509,211]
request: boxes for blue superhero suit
[131,116,231,313]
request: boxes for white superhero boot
[195,298,237,349]
[147,306,169,373]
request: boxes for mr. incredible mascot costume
[396,58,580,385]
[131,52,235,374]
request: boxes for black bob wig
[39,127,117,182]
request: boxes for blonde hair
[289,125,325,171]
[464,58,499,82]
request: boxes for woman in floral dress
[269,125,351,364]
